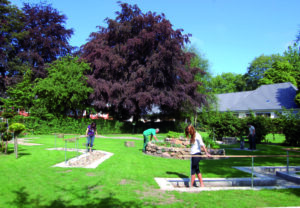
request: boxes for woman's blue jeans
[87,135,95,147]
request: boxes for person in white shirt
[185,125,211,188]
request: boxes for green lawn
[1,134,300,208]
[265,133,286,144]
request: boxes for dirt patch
[86,172,97,176]
[136,186,183,205]
[119,179,137,185]
[86,171,105,177]
[57,170,73,173]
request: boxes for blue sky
[13,0,300,76]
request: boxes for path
[96,135,142,140]
[8,137,43,146]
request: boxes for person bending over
[142,128,159,152]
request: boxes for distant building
[216,82,299,118]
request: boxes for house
[216,82,299,118]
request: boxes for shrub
[9,123,26,136]
[2,132,13,141]
[202,135,220,149]
[204,111,247,140]
[166,131,182,138]
[10,116,185,135]
[278,110,300,146]
[245,115,270,143]
[0,122,7,133]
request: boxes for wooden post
[13,133,18,159]
[65,140,67,164]
[287,151,289,173]
[251,157,254,188]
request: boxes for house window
[256,112,271,117]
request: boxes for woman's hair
[90,122,96,130]
[185,125,196,144]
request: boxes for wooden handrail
[282,148,300,153]
[179,155,300,158]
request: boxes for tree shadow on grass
[166,171,188,178]
[10,186,157,208]
[1,146,31,158]
[284,188,300,197]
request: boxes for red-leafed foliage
[81,2,206,121]
[18,3,73,79]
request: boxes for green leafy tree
[258,61,297,86]
[8,122,25,158]
[278,110,300,146]
[210,72,246,94]
[4,68,35,111]
[187,46,213,100]
[33,56,93,118]
[0,122,12,154]
[244,54,286,90]
[185,46,213,125]
[283,43,300,105]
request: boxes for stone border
[47,148,113,168]
[155,166,300,192]
[276,171,300,184]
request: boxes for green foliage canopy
[33,56,93,117]
[4,68,35,111]
[244,54,286,90]
[8,122,25,135]
[210,72,246,94]
[258,61,297,86]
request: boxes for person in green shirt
[142,128,159,152]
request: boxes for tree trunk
[73,109,78,119]
[1,135,3,152]
[14,135,18,159]
[5,140,8,154]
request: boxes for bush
[278,111,300,146]
[10,116,185,135]
[2,132,13,141]
[245,115,270,143]
[9,123,26,136]
[202,135,220,149]
[166,131,182,138]
[200,109,271,144]
[203,111,247,140]
[0,122,7,133]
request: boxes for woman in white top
[185,125,210,187]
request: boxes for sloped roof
[216,82,299,112]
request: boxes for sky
[12,0,300,76]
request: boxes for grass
[1,134,300,208]
[265,133,286,144]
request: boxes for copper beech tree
[18,2,73,79]
[81,3,206,121]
